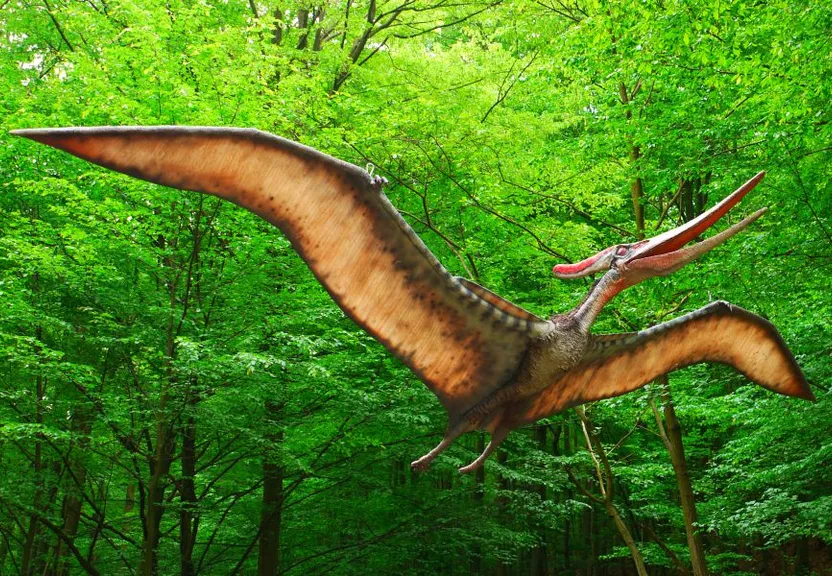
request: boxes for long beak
[629,171,766,261]
[553,172,766,279]
[627,207,767,276]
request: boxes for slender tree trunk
[54,407,93,576]
[0,528,9,570]
[124,484,136,530]
[179,390,198,576]
[560,422,574,572]
[569,409,649,576]
[495,450,510,576]
[605,502,649,576]
[651,378,708,576]
[471,433,486,573]
[629,144,645,237]
[139,286,178,575]
[532,426,548,575]
[22,316,45,576]
[582,506,593,576]
[619,81,645,238]
[139,418,174,576]
[257,402,284,576]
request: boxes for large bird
[12,126,814,473]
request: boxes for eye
[615,246,629,257]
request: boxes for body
[12,126,813,475]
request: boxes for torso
[512,314,589,398]
[463,314,590,432]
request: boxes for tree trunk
[139,420,174,576]
[22,318,45,576]
[495,450,510,576]
[570,409,649,576]
[139,310,176,575]
[532,426,548,576]
[560,423,574,572]
[605,501,649,576]
[257,402,284,576]
[471,433,485,573]
[619,81,645,238]
[54,406,93,576]
[652,378,708,576]
[179,391,198,576]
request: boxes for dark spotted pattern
[14,126,554,425]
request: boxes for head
[559,172,768,325]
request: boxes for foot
[410,455,433,472]
[410,431,461,472]
[458,459,485,474]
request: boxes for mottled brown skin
[11,127,541,428]
[494,300,813,436]
[12,126,814,474]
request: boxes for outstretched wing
[508,300,813,426]
[15,126,552,424]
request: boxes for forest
[1,0,831,574]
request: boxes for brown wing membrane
[15,126,551,424]
[510,301,813,426]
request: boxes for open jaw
[553,171,768,280]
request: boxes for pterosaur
[12,127,814,473]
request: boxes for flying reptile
[13,126,814,474]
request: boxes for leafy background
[0,0,830,574]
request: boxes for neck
[572,269,625,331]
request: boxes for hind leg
[411,420,471,472]
[458,426,509,474]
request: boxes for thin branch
[357,36,388,66]
[564,465,604,503]
[4,501,100,576]
[649,397,671,450]
[799,146,832,159]
[786,146,832,246]
[577,408,606,498]
[394,0,503,39]
[534,0,582,23]
[481,51,538,123]
[722,93,754,120]
[399,208,475,278]
[43,0,74,51]
[638,520,691,575]
[499,168,635,239]
[421,137,570,259]
[608,405,650,456]
[654,180,685,230]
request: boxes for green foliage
[1,0,830,574]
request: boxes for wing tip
[716,303,813,402]
[11,127,62,143]
[791,380,816,402]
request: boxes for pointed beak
[553,171,767,280]
[624,172,766,276]
[552,246,616,279]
